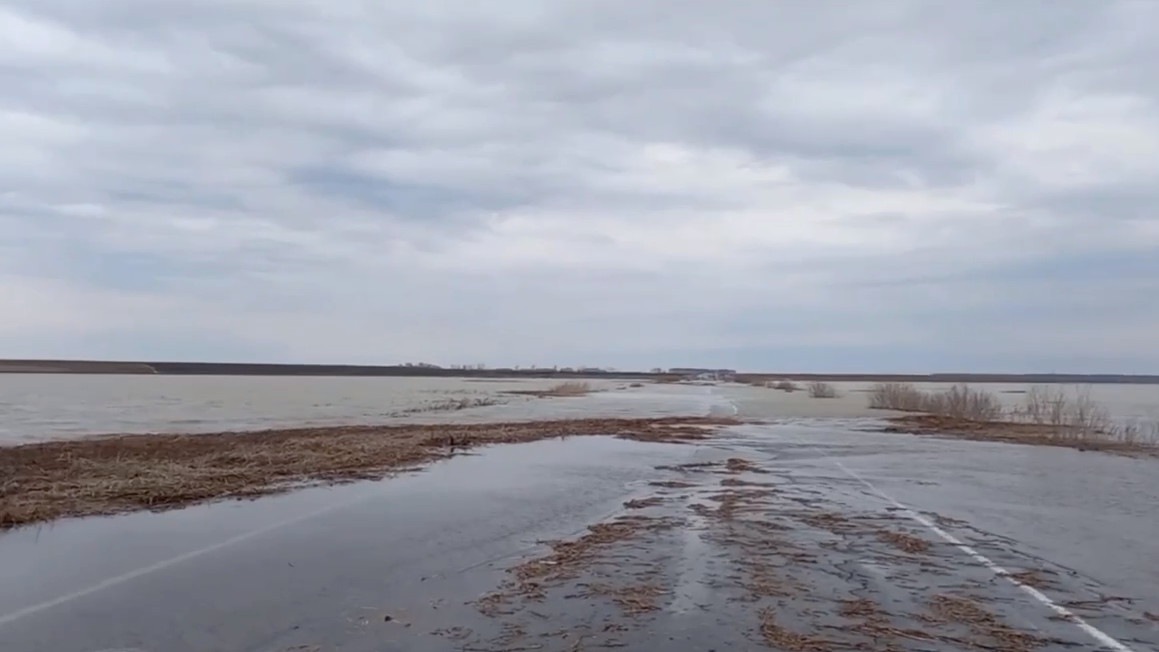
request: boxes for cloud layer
[3,0,1158,371]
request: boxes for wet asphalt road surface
[2,419,1159,651]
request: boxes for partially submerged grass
[0,415,738,530]
[389,396,501,416]
[544,380,592,396]
[806,381,838,399]
[871,383,1159,453]
[772,380,800,392]
[507,380,594,398]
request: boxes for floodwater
[0,375,639,444]
[2,385,1158,651]
[2,374,1158,444]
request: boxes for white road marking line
[0,496,371,628]
[833,460,1137,652]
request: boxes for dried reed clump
[806,381,838,399]
[506,380,594,398]
[772,380,800,392]
[868,383,1002,421]
[548,380,592,396]
[868,382,925,411]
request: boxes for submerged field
[4,374,1158,444]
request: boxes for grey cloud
[1,0,1157,368]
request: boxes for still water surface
[0,375,710,444]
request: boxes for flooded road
[1,388,1158,651]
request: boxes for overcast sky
[2,0,1157,372]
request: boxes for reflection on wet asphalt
[3,418,1159,651]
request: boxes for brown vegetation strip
[883,414,1159,455]
[513,515,679,586]
[1009,569,1053,589]
[757,609,835,651]
[0,416,737,530]
[924,595,1052,652]
[476,514,682,618]
[836,598,947,646]
[578,582,663,615]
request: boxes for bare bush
[867,383,926,411]
[881,382,1159,452]
[807,382,838,399]
[1116,420,1159,446]
[1013,385,1064,425]
[928,384,1003,421]
[772,380,800,392]
[1007,384,1142,444]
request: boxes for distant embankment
[0,360,1156,383]
[0,359,657,379]
[0,360,160,374]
